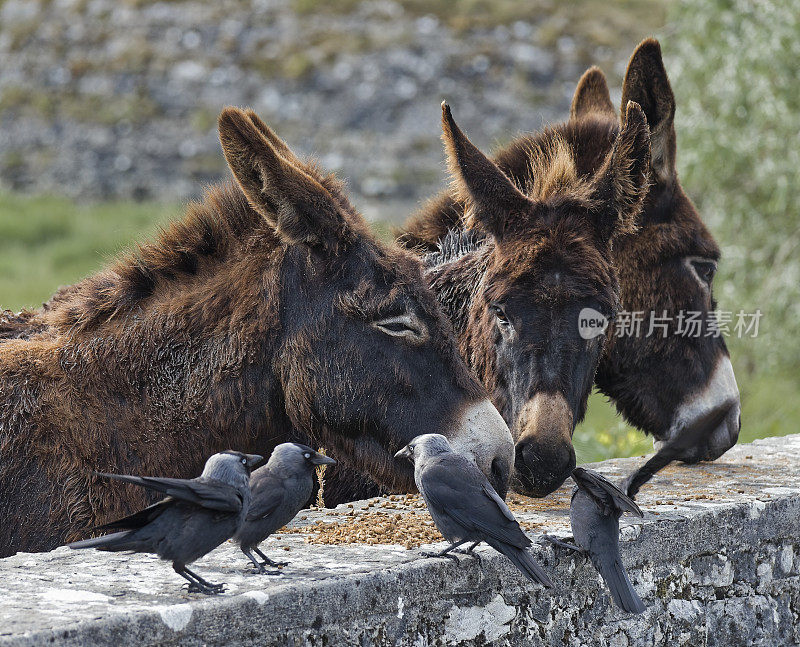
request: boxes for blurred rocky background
[1,0,798,461]
[0,0,663,214]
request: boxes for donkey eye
[373,314,427,341]
[490,303,510,326]
[688,258,717,287]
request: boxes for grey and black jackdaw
[622,403,737,499]
[234,443,336,573]
[542,467,646,613]
[395,433,552,588]
[69,450,262,594]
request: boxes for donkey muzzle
[447,399,515,498]
[511,392,576,497]
[659,355,741,463]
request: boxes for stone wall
[0,0,662,218]
[1,434,799,646]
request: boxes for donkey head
[218,107,514,495]
[438,102,650,496]
[570,39,741,463]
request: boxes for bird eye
[409,445,415,454]
[304,452,311,459]
[241,457,247,464]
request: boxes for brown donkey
[400,39,741,487]
[413,101,650,497]
[0,107,513,556]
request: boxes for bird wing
[245,474,286,522]
[481,482,516,522]
[94,498,173,531]
[95,472,243,512]
[572,467,643,517]
[420,457,530,549]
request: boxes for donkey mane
[0,309,45,341]
[424,229,489,340]
[41,183,272,335]
[424,228,484,268]
[522,134,588,202]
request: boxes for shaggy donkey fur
[399,39,740,480]
[0,108,515,556]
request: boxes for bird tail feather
[492,541,553,588]
[599,557,646,614]
[68,530,138,552]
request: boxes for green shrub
[667,0,800,376]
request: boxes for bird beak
[394,446,411,461]
[310,453,337,466]
[245,454,264,469]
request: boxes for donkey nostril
[514,441,533,473]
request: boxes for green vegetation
[655,0,800,457]
[0,193,175,310]
[580,0,800,462]
[0,87,159,125]
[667,0,800,374]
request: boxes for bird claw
[421,550,460,562]
[261,559,289,568]
[186,581,226,595]
[539,534,583,553]
[250,564,283,576]
[452,547,482,564]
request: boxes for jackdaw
[395,433,552,588]
[234,443,336,574]
[69,450,262,595]
[542,467,646,613]
[622,403,735,498]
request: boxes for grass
[0,193,176,310]
[2,190,797,464]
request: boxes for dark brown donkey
[0,107,514,556]
[408,100,650,497]
[400,39,741,490]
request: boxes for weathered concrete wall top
[1,434,800,647]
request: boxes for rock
[0,0,646,217]
[1,434,800,646]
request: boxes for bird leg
[254,546,289,568]
[421,541,466,562]
[242,548,282,575]
[453,541,483,564]
[539,534,585,554]
[452,541,481,555]
[178,565,226,594]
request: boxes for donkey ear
[218,107,346,249]
[588,101,651,242]
[620,38,676,184]
[570,66,616,121]
[243,108,305,169]
[441,101,531,239]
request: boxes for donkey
[0,107,513,556]
[399,39,741,485]
[396,101,651,497]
